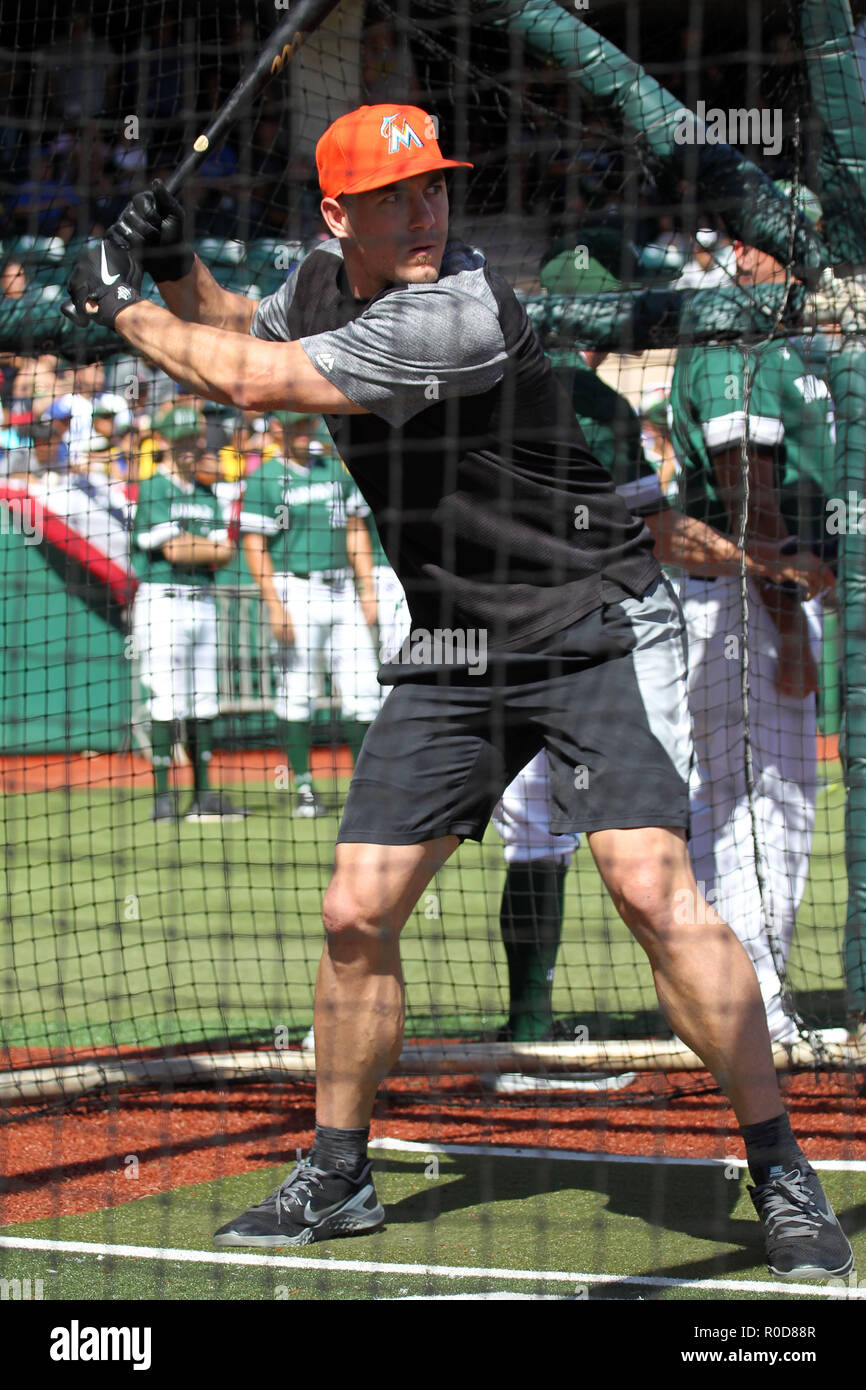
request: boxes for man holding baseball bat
[66,104,853,1280]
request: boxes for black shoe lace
[756,1169,824,1240]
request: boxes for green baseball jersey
[670,337,836,553]
[551,354,666,515]
[132,469,227,585]
[240,453,369,576]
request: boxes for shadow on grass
[373,1151,866,1289]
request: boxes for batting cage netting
[1,0,865,1128]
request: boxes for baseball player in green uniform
[131,407,245,822]
[240,411,380,816]
[493,348,830,1054]
[670,237,837,1044]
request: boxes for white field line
[0,1236,862,1299]
[370,1136,866,1171]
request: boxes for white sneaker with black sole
[294,783,327,818]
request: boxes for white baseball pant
[132,582,220,722]
[683,574,822,1042]
[271,571,381,723]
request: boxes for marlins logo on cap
[379,112,423,154]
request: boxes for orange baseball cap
[316,104,472,199]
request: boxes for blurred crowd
[0,6,806,253]
[0,8,322,248]
[0,347,301,500]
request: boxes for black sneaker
[185,791,248,822]
[213,1159,384,1248]
[495,1018,575,1044]
[293,783,327,818]
[150,793,179,822]
[749,1162,854,1281]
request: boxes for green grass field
[1,772,861,1307]
[1,1145,864,1301]
[0,771,850,1054]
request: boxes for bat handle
[61,299,91,327]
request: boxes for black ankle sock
[310,1123,369,1177]
[740,1112,806,1187]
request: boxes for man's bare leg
[587,824,781,1124]
[586,823,853,1279]
[315,836,460,1129]
[216,821,852,1276]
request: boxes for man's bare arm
[156,257,258,333]
[713,444,788,543]
[242,531,280,604]
[161,534,233,567]
[113,300,368,415]
[711,444,823,698]
[644,507,833,594]
[346,515,377,628]
[710,443,834,608]
[242,531,295,645]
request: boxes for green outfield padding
[0,529,130,753]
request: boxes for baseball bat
[62,0,342,325]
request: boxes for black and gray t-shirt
[251,238,658,667]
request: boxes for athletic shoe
[495,1017,576,1044]
[150,793,179,822]
[213,1158,384,1248]
[294,783,327,818]
[748,1161,854,1281]
[185,791,248,822]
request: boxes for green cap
[156,404,204,442]
[268,410,319,428]
[540,248,621,294]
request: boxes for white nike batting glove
[66,238,143,329]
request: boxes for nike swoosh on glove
[67,239,143,329]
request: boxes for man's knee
[614,868,681,939]
[321,876,401,962]
[602,848,700,947]
[616,867,739,967]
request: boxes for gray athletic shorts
[337,576,692,845]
